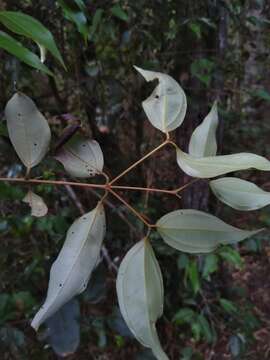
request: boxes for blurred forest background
[0,0,270,359]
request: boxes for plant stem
[0,177,106,189]
[110,185,175,195]
[108,188,155,228]
[109,139,170,185]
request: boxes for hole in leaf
[155,95,159,99]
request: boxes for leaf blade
[5,92,51,169]
[0,31,53,75]
[55,135,104,178]
[135,66,187,133]
[188,101,218,157]
[23,190,48,217]
[210,177,270,210]
[0,11,65,68]
[31,202,106,330]
[176,148,270,178]
[156,209,263,254]
[116,239,168,360]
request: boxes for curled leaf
[23,190,48,217]
[0,11,65,68]
[31,202,106,330]
[156,209,263,253]
[176,148,270,178]
[55,135,104,178]
[188,101,218,157]
[0,31,53,75]
[5,92,51,169]
[135,66,187,133]
[210,177,270,211]
[116,239,168,360]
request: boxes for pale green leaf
[23,190,48,217]
[5,92,51,170]
[116,239,168,360]
[31,202,106,330]
[188,101,218,157]
[176,148,270,178]
[55,135,104,178]
[0,11,65,68]
[134,66,187,133]
[156,209,263,254]
[210,177,270,211]
[187,260,200,294]
[0,31,53,75]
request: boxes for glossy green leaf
[116,239,168,360]
[5,92,51,170]
[0,31,53,75]
[134,66,187,133]
[197,314,212,343]
[0,11,65,68]
[176,148,270,178]
[55,135,104,178]
[23,190,48,218]
[31,202,106,330]
[156,209,263,254]
[210,177,270,211]
[188,101,218,157]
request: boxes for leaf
[0,11,65,68]
[197,314,212,343]
[31,202,106,330]
[89,9,104,38]
[187,260,200,294]
[44,299,80,357]
[58,0,88,41]
[55,135,104,178]
[5,92,51,170]
[218,246,243,269]
[190,58,215,86]
[173,308,195,325]
[111,4,129,22]
[0,31,53,75]
[219,298,238,314]
[116,239,168,360]
[23,190,48,217]
[134,66,187,133]
[210,177,270,211]
[188,101,218,157]
[202,254,218,279]
[156,209,263,254]
[176,148,270,178]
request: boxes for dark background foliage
[0,0,270,359]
